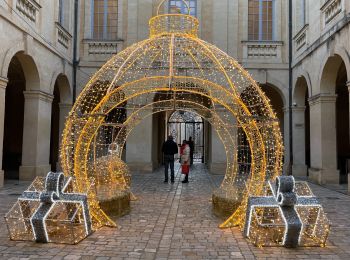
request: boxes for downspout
[288,0,293,175]
[73,0,79,103]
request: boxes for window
[169,0,197,16]
[248,0,275,41]
[91,0,118,40]
[301,0,306,27]
[58,0,64,25]
[58,0,70,29]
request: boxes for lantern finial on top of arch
[150,0,199,37]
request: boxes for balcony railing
[56,23,71,49]
[321,0,342,25]
[242,41,283,62]
[294,25,308,52]
[82,40,124,61]
[16,0,41,23]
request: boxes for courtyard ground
[0,164,350,259]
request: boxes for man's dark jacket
[162,140,178,155]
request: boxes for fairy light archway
[60,2,283,230]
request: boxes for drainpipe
[288,0,293,175]
[72,0,79,103]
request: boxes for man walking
[162,135,178,183]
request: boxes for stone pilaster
[19,90,54,181]
[0,77,8,187]
[308,94,338,184]
[125,108,155,173]
[292,106,308,177]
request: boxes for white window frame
[249,0,276,41]
[168,0,197,17]
[90,0,118,40]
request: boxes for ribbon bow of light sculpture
[244,176,325,248]
[18,172,92,243]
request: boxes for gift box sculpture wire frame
[5,172,92,244]
[243,176,330,248]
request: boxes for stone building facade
[0,0,347,188]
[292,0,350,186]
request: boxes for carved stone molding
[16,0,41,23]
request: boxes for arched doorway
[3,56,25,179]
[50,82,60,172]
[293,76,311,177]
[167,110,204,163]
[50,74,72,171]
[314,54,349,184]
[336,62,349,184]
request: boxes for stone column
[0,77,8,187]
[56,103,72,170]
[292,106,308,177]
[308,94,338,184]
[208,125,226,175]
[125,109,154,173]
[19,90,54,181]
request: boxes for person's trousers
[164,155,175,181]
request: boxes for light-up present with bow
[244,176,330,248]
[5,172,92,244]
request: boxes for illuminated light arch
[60,5,283,230]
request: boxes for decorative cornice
[23,90,54,103]
[308,93,337,106]
[291,106,306,112]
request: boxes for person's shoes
[171,180,175,183]
[164,180,168,183]
[181,179,188,183]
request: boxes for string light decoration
[59,0,284,232]
[5,0,329,247]
[244,176,330,247]
[5,172,92,244]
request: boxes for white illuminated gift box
[5,172,92,244]
[244,176,330,248]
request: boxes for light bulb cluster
[5,6,329,248]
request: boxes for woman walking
[180,140,190,183]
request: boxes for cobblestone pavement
[1,164,350,259]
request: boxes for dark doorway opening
[3,57,25,179]
[336,62,350,184]
[167,110,204,163]
[50,83,60,172]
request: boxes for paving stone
[1,164,350,259]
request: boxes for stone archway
[292,76,311,177]
[2,51,43,181]
[60,10,283,230]
[309,54,349,184]
[2,56,26,180]
[50,74,72,172]
[335,62,349,184]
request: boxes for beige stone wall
[0,0,74,185]
[292,0,350,184]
